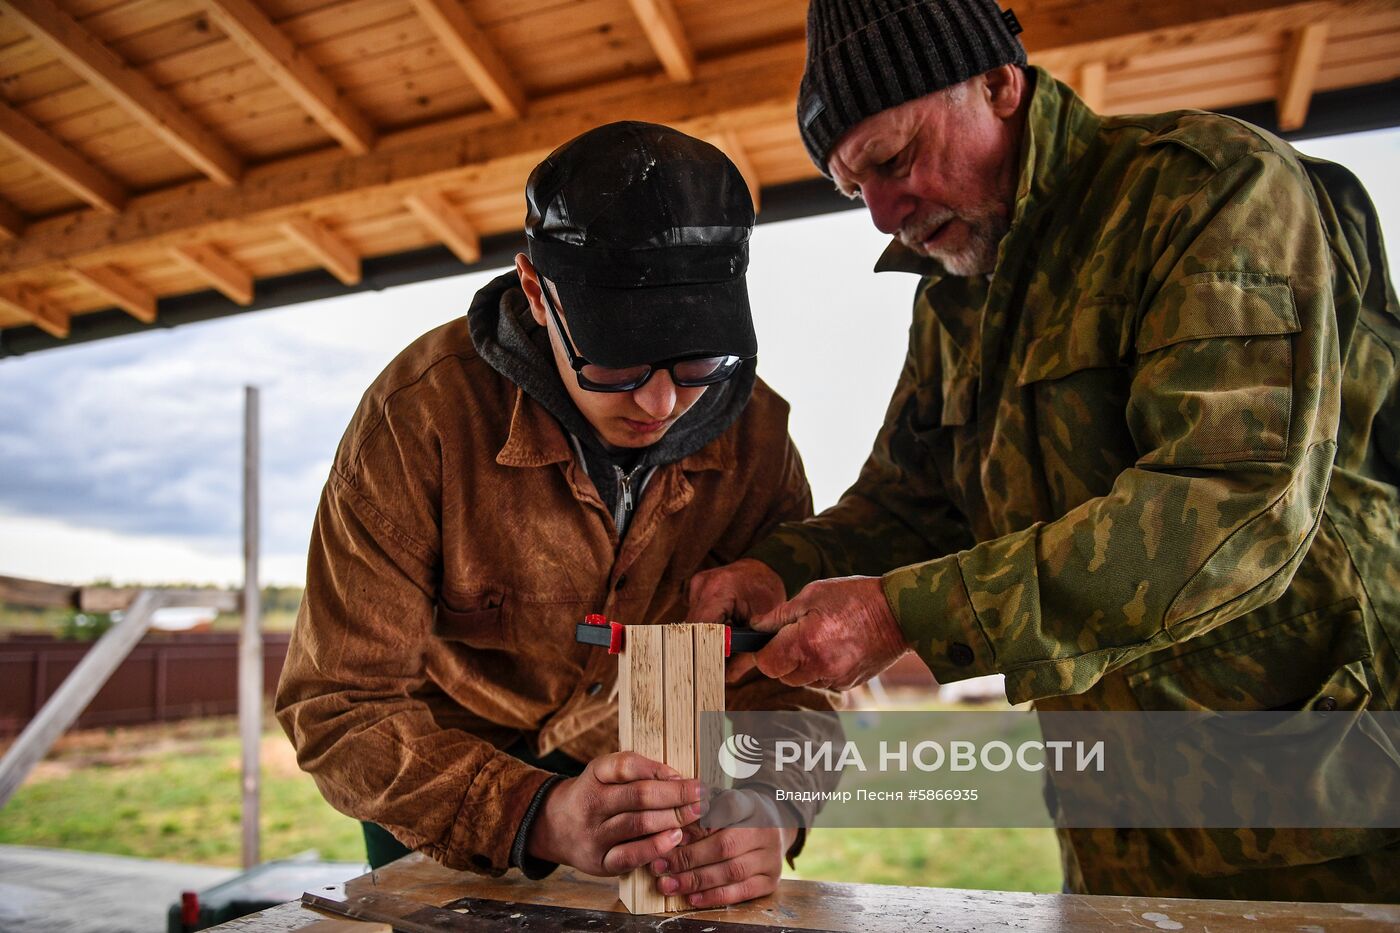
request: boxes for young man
[276,122,834,908]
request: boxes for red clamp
[724,625,732,658]
[584,613,626,654]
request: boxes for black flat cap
[524,121,757,368]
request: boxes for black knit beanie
[798,0,1026,173]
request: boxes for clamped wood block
[578,618,742,913]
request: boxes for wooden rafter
[0,198,23,240]
[409,0,527,120]
[70,265,157,323]
[201,0,376,155]
[0,283,69,337]
[627,0,696,82]
[1278,22,1330,131]
[2,0,243,186]
[280,217,360,285]
[1,0,1396,334]
[1028,0,1381,74]
[707,130,760,213]
[170,244,254,305]
[404,190,481,265]
[0,101,127,214]
[0,41,807,284]
[1075,61,1108,112]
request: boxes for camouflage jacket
[748,69,1400,899]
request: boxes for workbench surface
[211,852,1400,932]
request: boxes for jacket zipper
[613,463,645,531]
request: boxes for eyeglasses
[540,284,748,393]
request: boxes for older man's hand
[687,558,787,626]
[749,576,911,691]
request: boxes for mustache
[897,208,956,249]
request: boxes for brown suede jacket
[275,315,834,875]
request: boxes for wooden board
[694,622,726,790]
[619,622,729,914]
[208,852,1400,932]
[617,623,665,914]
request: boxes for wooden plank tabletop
[208,852,1400,932]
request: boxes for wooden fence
[0,632,288,739]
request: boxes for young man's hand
[527,751,706,876]
[648,789,796,907]
[687,558,789,684]
[687,558,787,627]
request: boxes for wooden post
[240,385,262,869]
[0,590,163,807]
[619,624,665,913]
[692,624,726,791]
[617,622,727,914]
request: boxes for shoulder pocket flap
[1136,275,1300,355]
[433,591,504,640]
[1017,301,1128,386]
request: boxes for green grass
[0,716,1062,892]
[0,717,364,865]
[796,828,1061,891]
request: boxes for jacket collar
[495,387,735,473]
[873,67,1101,280]
[496,387,572,467]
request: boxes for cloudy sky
[1,128,1397,587]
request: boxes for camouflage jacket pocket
[1017,299,1129,386]
[1125,597,1373,712]
[1131,273,1301,466]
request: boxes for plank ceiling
[0,0,1398,339]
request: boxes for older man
[691,0,1400,903]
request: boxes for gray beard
[899,209,1010,277]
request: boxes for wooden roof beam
[0,197,23,240]
[1074,61,1108,112]
[0,40,809,280]
[627,0,696,82]
[409,0,526,120]
[0,101,127,214]
[170,243,254,305]
[404,190,481,264]
[1278,22,1330,131]
[280,216,360,285]
[0,283,69,337]
[1026,0,1376,73]
[707,130,760,213]
[3,0,242,186]
[70,265,157,323]
[201,0,376,155]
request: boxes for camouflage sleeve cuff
[743,529,826,599]
[881,554,998,686]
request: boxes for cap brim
[552,276,755,368]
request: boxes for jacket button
[615,574,628,591]
[587,682,604,697]
[1317,695,1338,711]
[948,643,975,667]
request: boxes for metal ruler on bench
[302,891,841,933]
